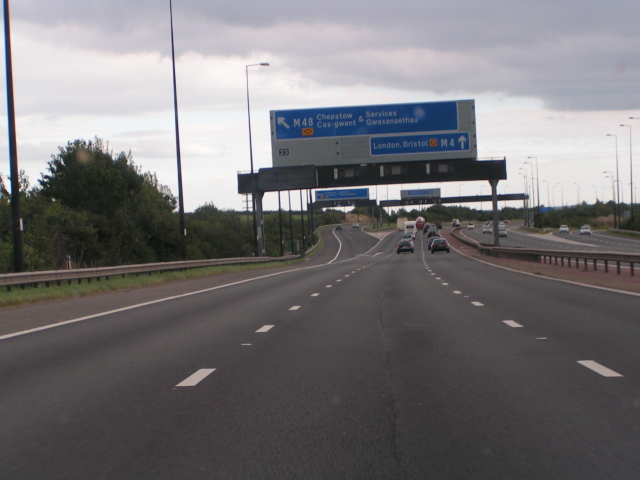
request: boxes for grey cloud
[9,0,640,111]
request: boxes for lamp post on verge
[591,185,598,204]
[552,185,557,208]
[606,134,621,228]
[604,171,616,226]
[557,182,564,208]
[527,157,541,227]
[543,180,550,209]
[574,183,580,205]
[246,62,270,256]
[620,123,633,220]
[3,0,23,272]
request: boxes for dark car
[335,224,342,230]
[426,227,439,237]
[427,235,441,250]
[397,239,414,254]
[430,238,451,254]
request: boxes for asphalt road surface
[2,228,640,479]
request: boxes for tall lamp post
[620,123,633,221]
[527,157,541,227]
[606,134,621,228]
[543,180,550,208]
[557,182,564,208]
[3,0,22,272]
[574,183,580,205]
[604,171,616,227]
[518,169,529,225]
[246,62,270,256]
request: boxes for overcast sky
[1,0,639,211]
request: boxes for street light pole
[558,182,564,208]
[606,134,621,228]
[543,179,550,208]
[169,0,187,260]
[604,171,616,227]
[246,62,270,256]
[527,157,541,227]
[3,0,22,272]
[574,183,580,205]
[620,123,633,221]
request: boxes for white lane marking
[336,279,342,282]
[503,320,523,328]
[326,285,332,288]
[328,229,343,264]
[311,293,320,297]
[536,337,547,340]
[442,283,449,285]
[453,291,462,294]
[256,325,274,332]
[464,296,470,298]
[351,271,356,273]
[471,301,484,306]
[241,343,251,346]
[374,252,383,256]
[436,277,441,280]
[345,275,350,277]
[430,273,435,276]
[289,306,301,310]
[176,368,216,387]
[577,360,623,377]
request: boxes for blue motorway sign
[370,133,470,156]
[274,102,458,140]
[315,188,369,201]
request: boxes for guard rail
[0,255,300,292]
[452,229,639,276]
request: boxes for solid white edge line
[328,229,343,264]
[577,360,623,377]
[176,368,216,387]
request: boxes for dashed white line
[241,343,251,346]
[345,275,350,277]
[471,301,484,307]
[256,325,274,332]
[503,320,523,328]
[577,360,623,377]
[326,285,332,288]
[176,368,216,387]
[453,291,462,295]
[289,306,301,311]
[311,293,320,297]
[336,279,342,282]
[442,283,449,285]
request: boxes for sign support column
[491,180,500,247]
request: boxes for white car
[352,222,360,228]
[558,225,569,233]
[498,226,507,237]
[482,224,492,234]
[580,225,591,235]
[467,222,475,230]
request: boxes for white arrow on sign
[277,117,290,129]
[458,135,467,149]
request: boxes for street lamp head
[620,124,630,127]
[260,63,270,67]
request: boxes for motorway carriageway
[1,227,640,479]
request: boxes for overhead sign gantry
[271,100,476,167]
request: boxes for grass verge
[0,260,300,309]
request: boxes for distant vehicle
[580,225,592,235]
[352,222,360,228]
[404,221,416,236]
[402,233,413,241]
[467,222,475,230]
[430,238,451,253]
[482,224,492,234]
[335,224,342,230]
[397,217,408,231]
[558,225,569,233]
[498,226,507,237]
[426,227,439,237]
[452,219,461,227]
[397,239,414,254]
[435,221,443,229]
[416,216,426,231]
[427,235,441,250]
